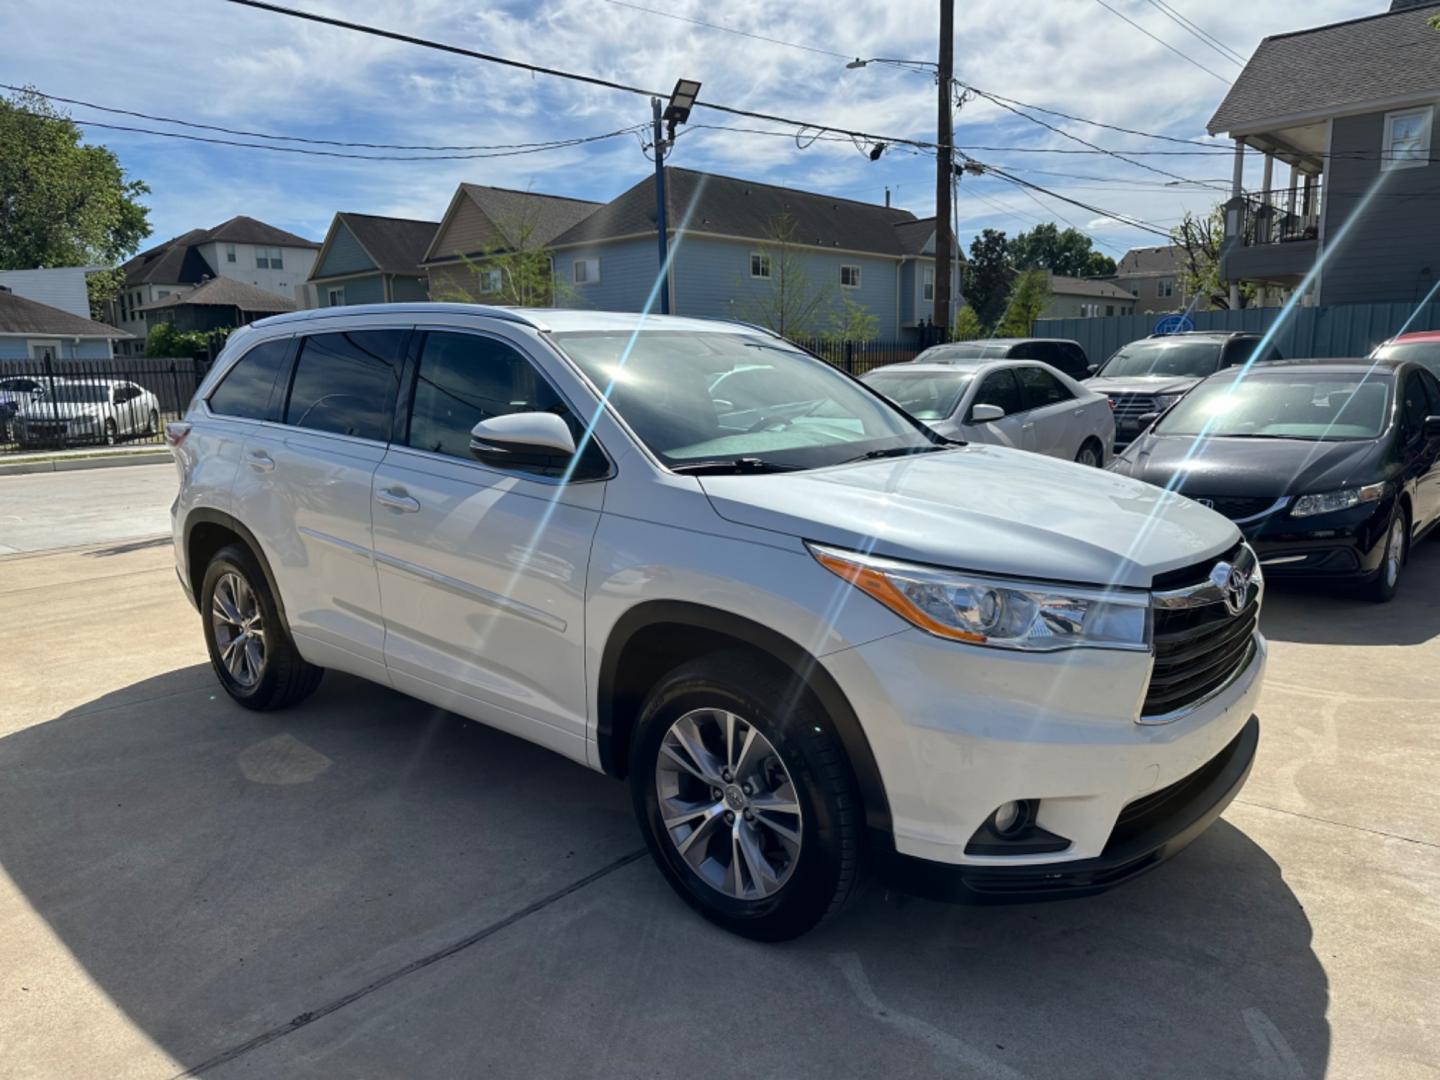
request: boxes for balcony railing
[1233,184,1322,247]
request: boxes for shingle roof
[137,278,296,313]
[0,290,131,338]
[325,213,438,277]
[1115,245,1184,276]
[121,216,319,286]
[1208,3,1440,135]
[893,218,938,255]
[1048,275,1137,300]
[462,185,602,248]
[551,168,950,259]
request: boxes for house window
[478,268,504,293]
[1157,278,1175,298]
[256,246,284,270]
[922,266,935,302]
[840,264,861,289]
[573,258,599,284]
[750,252,771,279]
[1382,106,1432,172]
[327,287,345,306]
[1105,304,1115,316]
[226,244,237,263]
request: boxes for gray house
[306,212,438,307]
[548,167,961,340]
[1040,275,1138,319]
[1111,245,1203,312]
[138,278,295,335]
[1209,1,1440,307]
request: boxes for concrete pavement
[1,480,1438,1078]
[0,462,175,554]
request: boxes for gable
[312,218,378,279]
[426,193,505,262]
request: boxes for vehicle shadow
[0,667,1330,1079]
[1259,536,1440,646]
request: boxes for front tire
[1363,509,1408,603]
[201,544,323,709]
[629,651,864,941]
[1075,438,1103,468]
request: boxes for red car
[1372,331,1440,381]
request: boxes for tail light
[166,421,191,447]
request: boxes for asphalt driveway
[0,481,1437,1078]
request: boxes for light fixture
[868,142,887,161]
[662,78,702,126]
[846,58,868,69]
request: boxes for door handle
[1022,422,1035,430]
[376,487,420,513]
[246,450,275,473]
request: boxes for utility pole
[933,0,954,336]
[652,96,671,315]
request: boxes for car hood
[1112,433,1385,497]
[1086,375,1204,397]
[698,445,1238,588]
[15,401,104,420]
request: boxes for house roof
[0,289,131,338]
[138,278,296,314]
[1048,275,1138,300]
[422,185,602,264]
[550,168,960,259]
[1208,2,1440,135]
[1115,244,1184,276]
[893,217,939,256]
[121,216,319,286]
[313,213,439,279]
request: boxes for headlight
[808,544,1151,652]
[1290,482,1386,518]
[1151,393,1184,411]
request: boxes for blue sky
[3,0,1377,260]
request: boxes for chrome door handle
[376,487,420,513]
[246,450,275,473]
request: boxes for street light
[662,78,702,132]
[652,78,702,316]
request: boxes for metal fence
[788,337,927,376]
[0,355,206,454]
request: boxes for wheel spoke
[662,798,720,831]
[244,636,265,680]
[668,715,723,784]
[731,725,761,783]
[660,743,716,786]
[736,820,780,897]
[674,804,725,858]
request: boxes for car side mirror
[1085,364,1100,377]
[1425,415,1440,441]
[1135,412,1161,431]
[470,412,576,461]
[971,403,1006,423]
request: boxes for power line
[979,166,1176,239]
[963,87,1222,148]
[1147,0,1247,64]
[1087,0,1231,84]
[1140,0,1243,66]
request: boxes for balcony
[1221,183,1322,287]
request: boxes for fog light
[993,800,1024,835]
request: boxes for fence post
[844,339,855,375]
[45,354,61,431]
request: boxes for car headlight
[808,543,1151,652]
[1151,393,1184,411]
[1290,482,1386,518]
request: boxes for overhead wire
[1087,0,1232,84]
[1144,0,1247,65]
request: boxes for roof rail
[249,302,547,330]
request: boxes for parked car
[0,375,49,441]
[861,357,1115,466]
[908,338,1091,380]
[11,379,160,448]
[170,305,1265,940]
[1371,331,1440,380]
[1088,332,1282,448]
[1108,358,1440,601]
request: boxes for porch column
[1229,139,1245,310]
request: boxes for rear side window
[208,340,291,420]
[1059,343,1090,377]
[1400,371,1430,442]
[1015,365,1074,410]
[972,369,1023,417]
[284,330,406,440]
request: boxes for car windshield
[44,384,110,403]
[915,342,1012,361]
[1372,341,1440,380]
[1154,373,1391,441]
[861,370,974,420]
[1099,339,1226,379]
[552,331,935,469]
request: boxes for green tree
[737,213,836,336]
[1171,206,1254,310]
[86,266,125,322]
[0,88,150,270]
[995,269,1052,337]
[951,304,983,341]
[146,321,230,357]
[822,296,879,343]
[1010,222,1116,278]
[965,228,1011,330]
[428,193,571,307]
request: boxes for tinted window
[1400,371,1429,442]
[1,378,41,393]
[972,369,1023,417]
[1015,365,1074,410]
[407,331,606,478]
[208,340,291,420]
[1156,373,1391,441]
[1099,339,1223,378]
[284,331,405,440]
[1221,338,1279,367]
[1060,343,1090,377]
[1373,341,1440,382]
[1420,369,1440,413]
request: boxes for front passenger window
[972,369,1023,417]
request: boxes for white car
[12,378,161,448]
[0,375,48,441]
[862,357,1116,467]
[170,305,1265,940]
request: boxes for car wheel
[629,651,864,941]
[1074,438,1103,468]
[103,418,117,446]
[146,409,159,435]
[1363,509,1408,603]
[201,544,323,710]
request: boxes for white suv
[169,305,1266,940]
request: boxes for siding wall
[313,222,376,278]
[390,275,430,302]
[0,337,115,360]
[1321,106,1440,306]
[324,275,387,306]
[429,197,502,260]
[0,268,95,319]
[193,241,315,298]
[552,239,662,312]
[1041,294,1137,319]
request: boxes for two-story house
[547,168,961,341]
[305,212,439,307]
[1110,245,1205,312]
[108,217,319,353]
[1209,1,1440,308]
[1041,275,1138,319]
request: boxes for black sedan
[1108,359,1440,601]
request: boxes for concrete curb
[0,451,172,477]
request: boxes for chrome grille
[1185,495,1280,522]
[1107,392,1160,422]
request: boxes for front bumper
[1245,499,1392,580]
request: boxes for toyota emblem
[1195,497,1215,509]
[1208,560,1250,615]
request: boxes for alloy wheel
[655,708,803,901]
[211,571,266,687]
[1077,444,1100,467]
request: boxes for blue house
[548,168,961,340]
[0,288,130,361]
[306,212,439,307]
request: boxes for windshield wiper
[845,444,951,464]
[669,457,804,475]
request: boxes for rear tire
[629,651,864,941]
[201,544,323,710]
[1362,509,1407,603]
[146,409,159,435]
[1075,438,1103,468]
